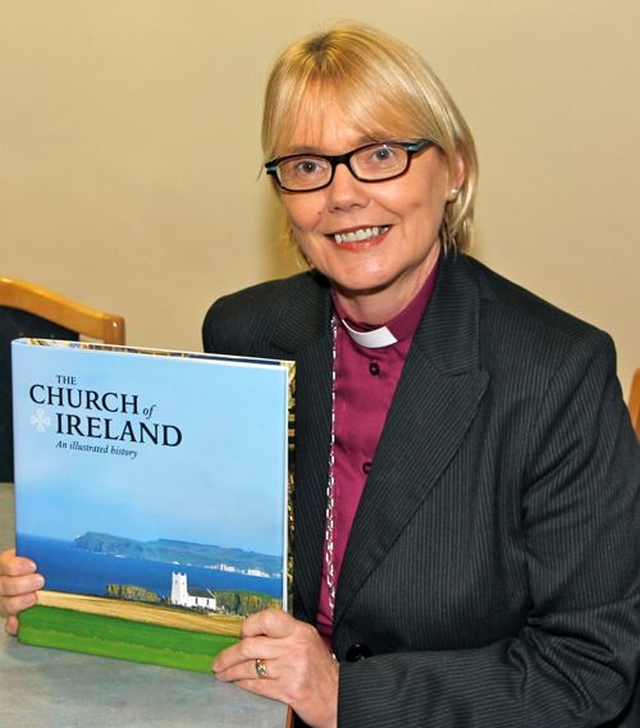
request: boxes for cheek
[281,196,323,235]
[397,184,447,233]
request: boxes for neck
[333,290,407,325]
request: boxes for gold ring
[255,658,268,679]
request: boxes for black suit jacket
[203,253,640,727]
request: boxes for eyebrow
[279,136,386,157]
[281,146,322,156]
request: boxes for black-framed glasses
[265,138,435,192]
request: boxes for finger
[214,614,320,676]
[231,675,282,699]
[0,550,39,577]
[0,589,40,618]
[216,654,281,685]
[0,569,44,619]
[213,634,277,674]
[4,614,20,635]
[241,608,296,639]
[0,571,45,599]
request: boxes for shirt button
[362,461,372,475]
[345,644,373,662]
[369,361,380,376]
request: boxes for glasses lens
[278,156,331,191]
[351,143,409,181]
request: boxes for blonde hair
[262,23,478,253]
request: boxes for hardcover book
[11,338,294,674]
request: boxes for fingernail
[32,575,45,589]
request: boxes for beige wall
[2,1,638,397]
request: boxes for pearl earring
[450,187,460,196]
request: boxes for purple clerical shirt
[316,260,439,645]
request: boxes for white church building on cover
[169,571,217,611]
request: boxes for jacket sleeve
[337,332,640,727]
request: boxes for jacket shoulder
[459,254,610,346]
[441,255,620,407]
[202,271,328,357]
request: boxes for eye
[360,144,401,169]
[372,146,396,162]
[296,160,319,175]
[288,157,329,177]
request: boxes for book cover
[11,338,294,674]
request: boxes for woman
[3,23,640,728]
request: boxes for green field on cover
[19,605,239,673]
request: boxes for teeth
[333,226,390,244]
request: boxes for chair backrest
[629,368,640,439]
[0,276,125,481]
[0,277,125,344]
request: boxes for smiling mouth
[332,226,391,244]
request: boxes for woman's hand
[213,609,338,728]
[0,549,44,635]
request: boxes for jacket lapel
[334,255,489,625]
[270,274,334,623]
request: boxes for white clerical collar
[341,318,398,348]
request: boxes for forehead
[277,85,414,155]
[285,112,370,154]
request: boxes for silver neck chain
[324,316,338,613]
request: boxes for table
[0,482,288,727]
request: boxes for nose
[326,161,368,211]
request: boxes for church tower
[170,571,189,606]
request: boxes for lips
[332,225,390,244]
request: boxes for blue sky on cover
[12,342,290,556]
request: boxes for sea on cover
[19,534,281,599]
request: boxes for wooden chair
[629,368,640,439]
[0,276,125,481]
[0,276,125,344]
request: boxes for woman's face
[277,91,463,321]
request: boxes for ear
[446,153,466,201]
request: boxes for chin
[331,275,394,298]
